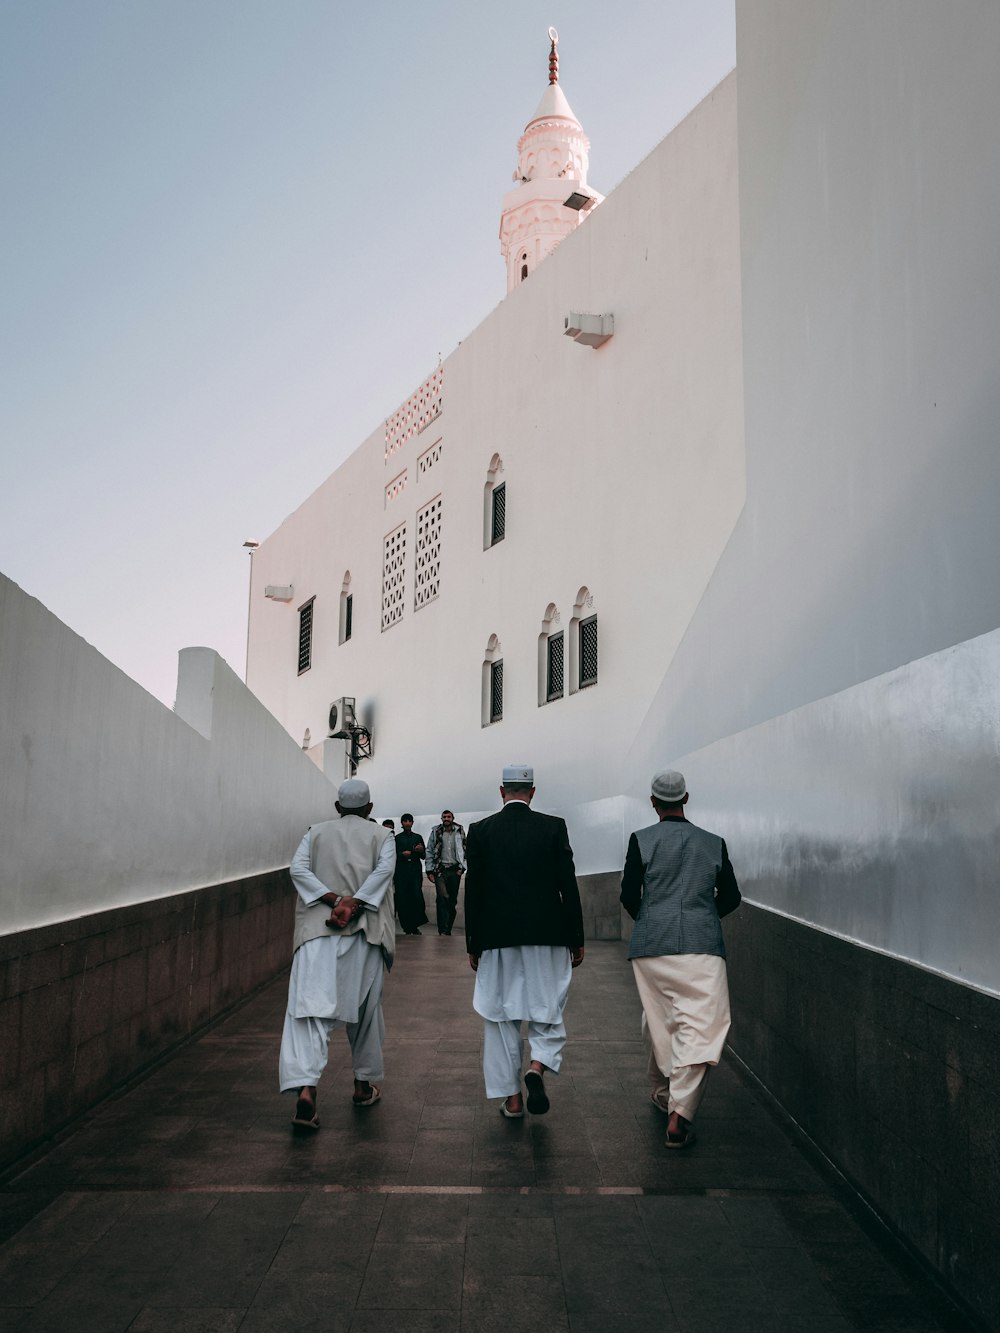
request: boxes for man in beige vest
[279,778,396,1130]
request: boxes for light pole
[242,540,259,683]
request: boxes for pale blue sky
[1,1,735,706]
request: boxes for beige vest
[293,816,396,968]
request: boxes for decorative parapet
[385,366,444,460]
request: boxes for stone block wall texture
[0,869,293,1171]
[725,901,1000,1331]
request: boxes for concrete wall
[1,572,340,936]
[0,869,294,1170]
[726,904,1000,1333]
[246,72,745,824]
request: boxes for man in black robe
[394,814,427,935]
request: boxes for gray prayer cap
[502,764,534,784]
[338,777,371,808]
[651,770,686,803]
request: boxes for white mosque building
[244,30,744,932]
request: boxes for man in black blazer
[465,764,585,1117]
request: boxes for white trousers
[631,953,731,1122]
[278,964,385,1091]
[482,1017,567,1098]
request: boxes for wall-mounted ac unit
[328,697,357,737]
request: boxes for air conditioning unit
[328,696,357,738]
[264,585,294,601]
[563,312,614,349]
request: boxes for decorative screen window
[418,439,442,477]
[490,660,503,723]
[546,632,564,701]
[579,615,598,688]
[385,470,407,507]
[490,482,506,545]
[385,366,444,460]
[297,598,314,674]
[414,496,442,610]
[381,525,407,631]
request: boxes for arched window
[338,571,353,644]
[520,252,528,282]
[537,603,564,706]
[568,586,598,692]
[481,634,503,727]
[483,453,506,550]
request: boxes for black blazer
[464,801,584,955]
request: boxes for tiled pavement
[0,939,975,1332]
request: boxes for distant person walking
[620,770,741,1148]
[426,809,467,936]
[279,778,396,1129]
[465,765,584,1118]
[394,813,428,935]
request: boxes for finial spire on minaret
[499,26,603,295]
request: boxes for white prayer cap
[338,777,371,808]
[650,770,686,803]
[502,764,534,784]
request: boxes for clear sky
[1,1,735,707]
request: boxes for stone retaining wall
[0,870,293,1171]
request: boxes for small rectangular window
[491,483,506,546]
[490,659,503,722]
[546,632,564,702]
[298,598,315,674]
[344,594,353,642]
[579,615,598,688]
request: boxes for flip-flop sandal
[499,1098,524,1119]
[352,1084,381,1108]
[292,1096,320,1130]
[524,1069,550,1115]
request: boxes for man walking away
[426,809,467,936]
[465,765,585,1118]
[279,778,396,1130]
[621,770,741,1148]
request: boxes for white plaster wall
[247,72,745,829]
[657,628,1000,998]
[0,573,340,935]
[625,1,1000,989]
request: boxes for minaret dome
[499,28,604,295]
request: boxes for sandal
[352,1083,381,1108]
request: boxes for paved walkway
[0,940,973,1332]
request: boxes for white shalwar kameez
[278,831,394,1093]
[473,945,572,1098]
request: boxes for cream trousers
[631,953,731,1122]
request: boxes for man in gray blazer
[621,770,741,1148]
[465,764,585,1117]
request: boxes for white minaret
[499,28,604,295]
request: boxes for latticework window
[546,632,564,701]
[579,615,598,688]
[381,525,407,631]
[418,440,442,477]
[297,599,314,674]
[490,659,503,723]
[414,496,442,610]
[491,483,506,546]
